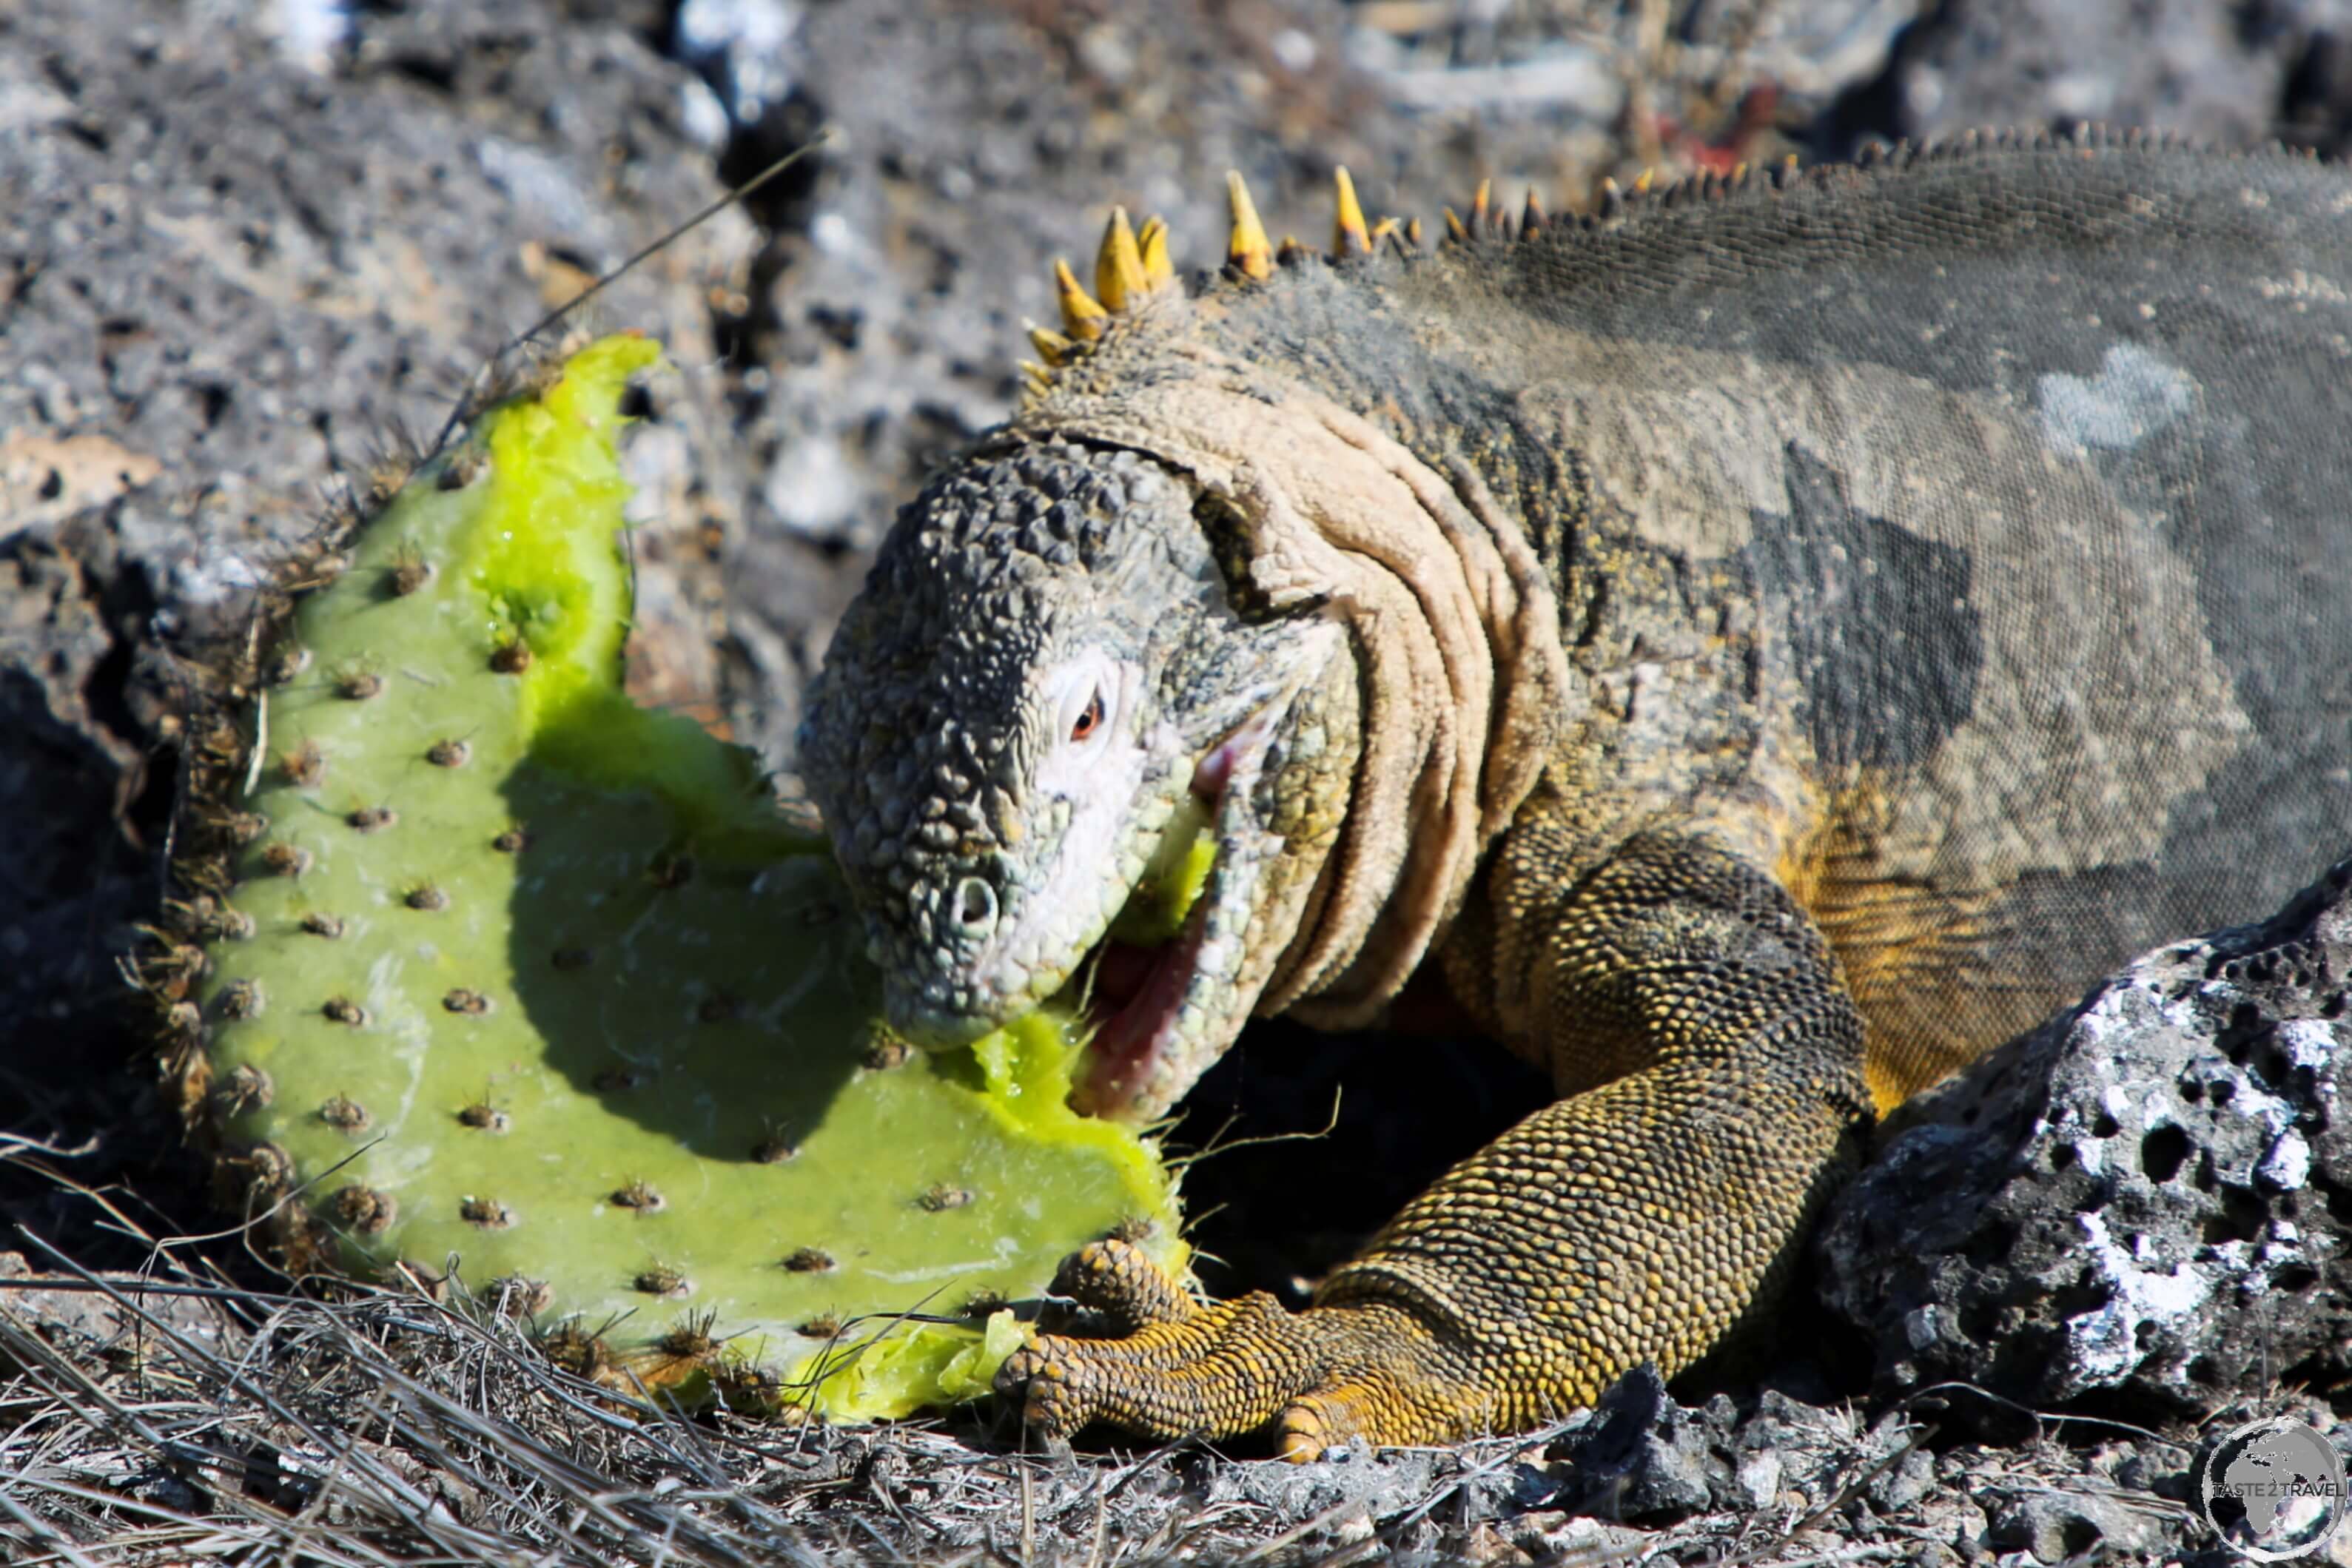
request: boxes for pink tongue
[1192,740,1240,798]
[1078,919,1203,1116]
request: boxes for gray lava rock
[1982,1486,2172,1564]
[0,0,745,1028]
[1549,1365,1723,1521]
[1821,858,2352,1413]
[1200,1444,1453,1527]
[1533,1372,1941,1536]
[1884,0,2320,147]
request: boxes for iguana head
[803,172,1566,1121]
[799,434,1345,1120]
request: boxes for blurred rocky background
[4,0,2351,1367]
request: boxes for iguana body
[800,131,2352,1455]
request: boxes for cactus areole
[161,336,1183,1421]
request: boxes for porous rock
[1821,857,2351,1412]
[1983,1486,2172,1564]
[1547,1365,1721,1521]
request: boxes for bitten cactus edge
[149,334,1183,1420]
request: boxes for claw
[1277,1377,1402,1461]
[995,1245,1487,1453]
[998,1340,1088,1441]
[1052,1237,1194,1330]
[1276,1419,1328,1463]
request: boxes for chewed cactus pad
[161,336,1182,1420]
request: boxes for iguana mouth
[1076,899,1213,1116]
[1070,722,1263,1118]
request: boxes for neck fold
[1038,342,1573,1024]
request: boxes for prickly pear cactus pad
[160,335,1183,1421]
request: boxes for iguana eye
[1046,663,1118,760]
[1069,687,1105,743]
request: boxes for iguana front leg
[997,827,1874,1454]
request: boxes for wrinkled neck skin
[801,275,1572,1126]
[1012,292,1573,1120]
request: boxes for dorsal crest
[1016,128,2231,401]
[1012,157,1788,402]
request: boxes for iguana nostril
[952,876,998,935]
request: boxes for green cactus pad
[174,336,1182,1420]
[1108,793,1216,947]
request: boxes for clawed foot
[995,1239,1488,1459]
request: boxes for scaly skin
[1005,834,1869,1453]
[799,131,2352,1454]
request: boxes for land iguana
[798,129,2352,1457]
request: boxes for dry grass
[0,1261,1599,1564]
[0,1137,2213,1566]
[0,1132,1584,1568]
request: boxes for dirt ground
[4,0,2351,1561]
